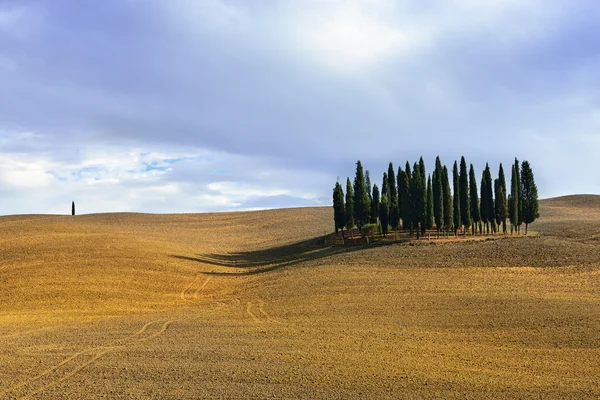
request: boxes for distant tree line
[333,157,539,239]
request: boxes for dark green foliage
[433,156,444,235]
[390,203,400,231]
[352,160,371,231]
[371,184,380,224]
[332,181,345,234]
[459,157,470,235]
[452,161,461,236]
[387,162,398,206]
[361,223,379,238]
[345,178,354,232]
[469,164,480,234]
[71,201,75,216]
[379,194,390,236]
[398,170,410,230]
[418,157,427,235]
[480,163,494,234]
[410,160,426,238]
[509,163,519,233]
[496,164,508,234]
[514,158,523,232]
[426,175,434,231]
[381,172,389,199]
[442,166,453,234]
[521,160,539,234]
[365,170,372,220]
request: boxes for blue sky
[0,0,599,214]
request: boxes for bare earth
[1,196,599,399]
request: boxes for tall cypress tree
[379,194,390,236]
[333,181,345,234]
[514,158,523,233]
[419,157,427,236]
[405,161,413,235]
[411,162,422,238]
[521,160,540,235]
[509,163,519,234]
[459,157,470,236]
[365,170,372,221]
[469,164,480,235]
[453,161,461,236]
[345,178,354,234]
[398,170,410,231]
[496,163,508,234]
[480,163,494,234]
[426,174,434,238]
[382,172,389,200]
[433,156,444,237]
[387,162,399,231]
[371,184,380,224]
[353,160,370,232]
[442,165,453,236]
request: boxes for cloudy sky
[1,0,599,215]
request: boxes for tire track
[246,302,260,323]
[180,274,200,301]
[0,326,56,340]
[257,300,282,324]
[0,319,173,399]
[192,276,213,299]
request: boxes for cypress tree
[497,163,508,234]
[390,202,400,232]
[333,181,345,234]
[469,164,480,235]
[442,165,453,236]
[426,174,434,239]
[352,160,370,232]
[452,161,461,237]
[72,201,75,216]
[379,194,390,236]
[405,161,413,235]
[419,157,427,236]
[345,178,354,234]
[433,156,444,237]
[398,170,410,231]
[365,170,372,221]
[521,160,540,235]
[480,163,494,235]
[371,184,380,224]
[514,158,523,233]
[411,162,422,238]
[459,157,470,236]
[388,162,398,206]
[509,164,519,234]
[494,178,507,235]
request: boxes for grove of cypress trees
[521,160,540,235]
[371,184,380,224]
[353,161,370,232]
[459,157,470,237]
[480,163,494,235]
[333,181,345,234]
[453,161,461,237]
[379,194,390,236]
[426,174,434,238]
[469,164,480,235]
[345,178,355,234]
[510,163,519,234]
[433,156,444,237]
[443,165,453,236]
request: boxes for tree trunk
[525,223,528,235]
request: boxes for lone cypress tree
[442,165,453,236]
[469,164,480,235]
[509,164,519,234]
[426,174,434,239]
[352,161,370,232]
[459,157,471,236]
[453,161,461,237]
[379,194,390,236]
[345,178,354,234]
[521,160,540,235]
[480,163,494,234]
[514,158,523,233]
[433,156,444,237]
[71,201,75,216]
[333,181,345,234]
[371,184,380,224]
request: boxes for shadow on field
[171,237,381,275]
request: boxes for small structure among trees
[332,156,539,243]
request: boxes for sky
[0,0,599,215]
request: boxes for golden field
[1,196,599,399]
